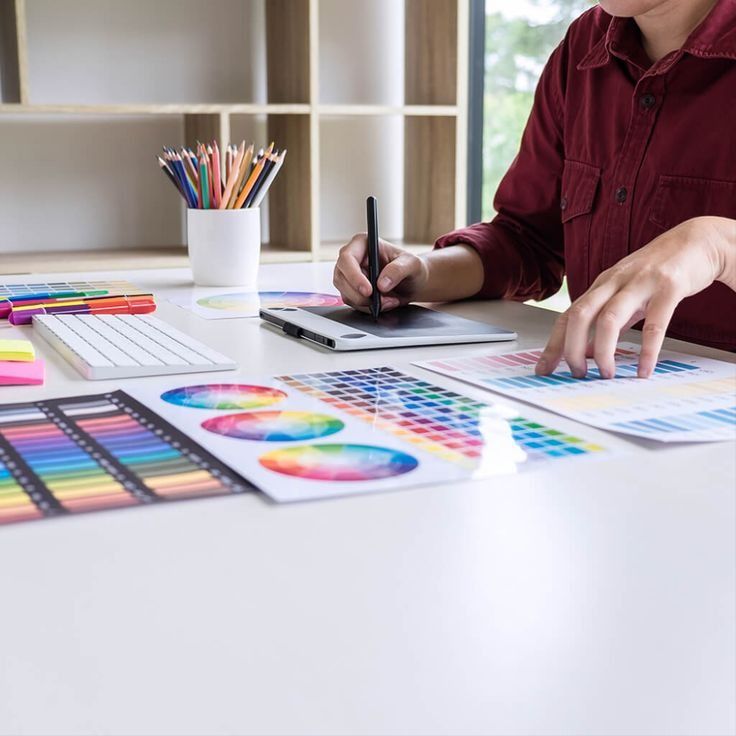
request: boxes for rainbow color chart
[416,343,736,442]
[169,291,343,320]
[133,366,609,503]
[0,279,144,298]
[0,392,251,526]
[259,444,418,481]
[202,411,344,442]
[162,384,287,410]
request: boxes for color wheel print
[196,291,343,313]
[202,411,344,442]
[161,384,287,410]
[259,444,418,481]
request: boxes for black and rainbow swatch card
[0,391,253,526]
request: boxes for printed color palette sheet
[0,392,251,526]
[0,279,144,297]
[416,343,736,442]
[130,367,609,503]
[169,290,343,319]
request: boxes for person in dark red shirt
[333,0,736,378]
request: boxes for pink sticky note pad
[0,359,45,385]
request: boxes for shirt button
[640,93,656,109]
[560,196,568,211]
[615,186,628,204]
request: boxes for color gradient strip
[0,407,134,514]
[0,455,43,524]
[0,392,252,526]
[72,401,236,500]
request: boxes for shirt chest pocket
[649,174,736,231]
[560,159,601,290]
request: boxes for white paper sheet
[128,365,612,503]
[414,343,736,443]
[168,288,344,319]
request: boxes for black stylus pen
[366,195,381,321]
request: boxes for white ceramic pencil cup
[187,208,261,287]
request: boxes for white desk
[0,264,734,736]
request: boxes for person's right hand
[333,234,429,312]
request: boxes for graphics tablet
[260,305,516,351]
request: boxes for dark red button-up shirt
[437,1,736,351]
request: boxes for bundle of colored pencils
[157,140,286,210]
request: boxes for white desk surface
[0,264,734,736]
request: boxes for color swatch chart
[169,290,343,320]
[277,368,606,469]
[130,368,608,503]
[0,392,251,526]
[416,343,736,442]
[0,279,144,298]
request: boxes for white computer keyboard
[33,313,237,379]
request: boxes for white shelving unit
[0,0,469,271]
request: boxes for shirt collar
[577,0,736,72]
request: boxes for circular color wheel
[197,291,343,313]
[202,411,344,442]
[258,444,418,482]
[161,384,287,410]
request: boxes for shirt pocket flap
[649,174,736,230]
[560,160,600,223]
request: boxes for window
[470,0,592,311]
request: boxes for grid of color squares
[0,392,251,526]
[613,406,736,436]
[276,367,604,469]
[196,291,343,313]
[0,280,144,297]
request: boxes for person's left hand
[535,216,733,379]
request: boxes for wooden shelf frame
[0,0,470,263]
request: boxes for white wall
[0,0,406,253]
[25,0,260,104]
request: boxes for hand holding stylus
[333,235,429,314]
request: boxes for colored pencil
[233,142,274,209]
[220,141,246,209]
[212,141,222,208]
[226,144,254,208]
[199,153,210,209]
[242,152,275,209]
[157,156,186,199]
[250,149,287,208]
[158,139,285,209]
